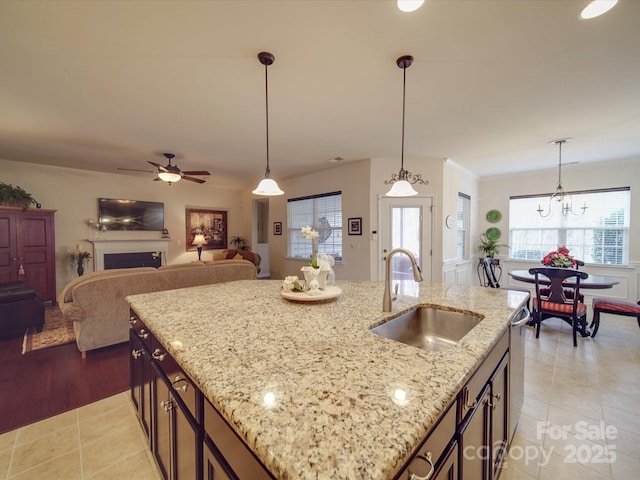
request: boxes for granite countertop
[126,280,528,480]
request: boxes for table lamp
[192,233,206,261]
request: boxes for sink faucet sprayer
[383,248,423,312]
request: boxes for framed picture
[185,208,228,251]
[273,221,282,236]
[348,217,362,235]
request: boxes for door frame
[377,195,434,282]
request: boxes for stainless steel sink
[370,307,483,352]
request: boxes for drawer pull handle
[463,387,477,409]
[131,348,144,359]
[172,376,190,393]
[161,400,174,413]
[489,393,501,409]
[137,329,149,340]
[152,349,166,361]
[129,316,137,325]
[408,450,434,480]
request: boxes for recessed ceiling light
[328,156,345,163]
[580,0,618,19]
[397,0,425,13]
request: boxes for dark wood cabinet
[458,331,510,480]
[0,207,56,304]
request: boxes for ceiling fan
[149,153,211,184]
[119,153,211,184]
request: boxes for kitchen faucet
[383,248,423,312]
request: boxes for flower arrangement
[301,225,320,268]
[282,275,305,292]
[542,246,576,268]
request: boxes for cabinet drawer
[204,398,273,480]
[153,349,198,421]
[458,329,508,421]
[129,311,154,351]
[397,400,457,480]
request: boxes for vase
[77,263,84,277]
[301,266,329,290]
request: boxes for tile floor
[0,314,637,479]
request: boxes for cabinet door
[129,330,152,440]
[203,439,234,480]
[173,396,198,480]
[459,385,491,480]
[433,442,458,480]
[490,355,509,478]
[154,365,172,480]
[21,212,56,303]
[0,211,18,284]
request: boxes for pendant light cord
[401,63,406,172]
[264,62,271,177]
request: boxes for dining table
[508,269,619,336]
[509,269,619,289]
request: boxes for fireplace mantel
[89,239,170,270]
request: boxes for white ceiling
[1,1,639,189]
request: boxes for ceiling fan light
[252,177,284,196]
[386,180,419,197]
[397,0,424,13]
[158,171,182,183]
[580,0,618,19]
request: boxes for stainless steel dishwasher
[509,303,530,442]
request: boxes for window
[287,192,342,261]
[457,193,470,260]
[509,187,630,265]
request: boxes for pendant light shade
[252,51,284,196]
[252,177,284,196]
[385,55,428,197]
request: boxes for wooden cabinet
[458,330,510,480]
[129,320,153,440]
[0,207,56,304]
[396,401,458,480]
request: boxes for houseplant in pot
[478,232,509,258]
[0,182,37,210]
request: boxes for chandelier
[537,139,587,218]
[384,55,428,197]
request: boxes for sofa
[58,260,257,357]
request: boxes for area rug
[22,307,75,354]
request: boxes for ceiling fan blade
[148,161,168,172]
[181,170,211,176]
[182,176,206,184]
[118,168,155,173]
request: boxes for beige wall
[266,159,372,280]
[1,158,251,298]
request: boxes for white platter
[281,285,342,302]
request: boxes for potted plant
[68,249,92,276]
[0,182,37,210]
[230,236,249,251]
[478,233,509,258]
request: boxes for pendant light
[252,51,284,196]
[385,55,427,197]
[537,139,587,218]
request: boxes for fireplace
[89,239,170,271]
[104,252,162,269]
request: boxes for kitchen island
[126,280,528,479]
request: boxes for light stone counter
[126,280,528,480]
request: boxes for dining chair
[483,258,531,311]
[528,267,589,347]
[590,298,640,337]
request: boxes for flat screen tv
[98,198,164,231]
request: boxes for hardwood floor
[0,333,129,434]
